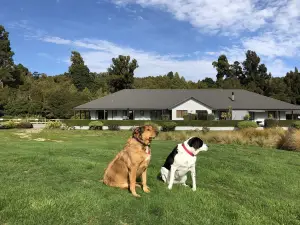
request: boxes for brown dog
[102,125,158,197]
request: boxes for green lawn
[0,130,300,225]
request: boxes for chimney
[231,92,235,101]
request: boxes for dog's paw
[182,183,189,187]
[132,193,141,198]
[192,187,196,191]
[167,186,172,190]
[143,186,150,193]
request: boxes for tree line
[0,24,299,119]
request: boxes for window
[140,110,144,116]
[196,110,208,120]
[249,112,255,120]
[268,111,277,119]
[123,110,127,117]
[176,110,188,118]
[113,110,117,117]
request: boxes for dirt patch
[14,133,30,139]
[34,138,46,142]
[24,129,42,134]
[13,131,64,143]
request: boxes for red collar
[182,143,195,157]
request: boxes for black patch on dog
[187,137,203,149]
[162,145,178,170]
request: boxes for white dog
[159,137,208,191]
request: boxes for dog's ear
[187,137,203,149]
[132,126,142,137]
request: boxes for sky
[1,0,300,81]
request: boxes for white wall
[134,110,151,120]
[232,110,248,120]
[171,99,212,120]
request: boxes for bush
[243,113,250,120]
[291,121,300,129]
[45,121,63,129]
[0,120,17,129]
[202,126,210,134]
[237,121,258,129]
[207,114,215,121]
[161,122,177,132]
[108,124,120,131]
[277,129,300,152]
[16,121,33,129]
[264,119,279,128]
[89,121,103,130]
[161,114,170,120]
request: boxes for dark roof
[74,89,300,110]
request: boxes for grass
[0,130,300,225]
[157,128,286,149]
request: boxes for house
[74,89,300,123]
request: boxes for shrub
[89,121,103,130]
[45,121,63,129]
[291,121,300,129]
[277,129,300,152]
[207,114,215,121]
[202,126,210,134]
[264,118,279,128]
[108,124,120,131]
[161,114,170,120]
[16,121,33,129]
[243,113,250,120]
[237,121,258,129]
[161,122,177,132]
[0,120,17,129]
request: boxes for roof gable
[169,97,212,109]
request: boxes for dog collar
[133,137,150,147]
[182,143,195,157]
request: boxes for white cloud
[41,36,216,80]
[111,0,300,60]
[112,0,279,34]
[241,0,300,59]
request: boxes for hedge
[62,119,242,127]
[237,121,258,129]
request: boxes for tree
[0,25,15,87]
[266,77,290,102]
[212,55,231,83]
[201,77,216,88]
[107,55,138,93]
[230,61,243,80]
[167,71,174,79]
[242,50,271,95]
[284,67,300,104]
[68,51,93,91]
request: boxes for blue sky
[1,0,300,81]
